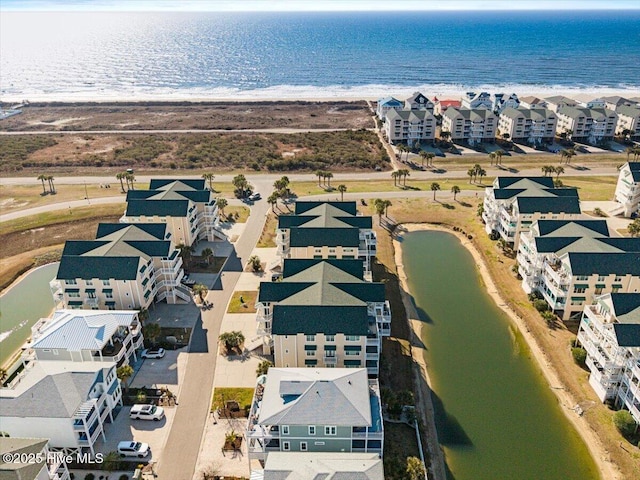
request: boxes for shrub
[571,347,587,366]
[612,410,637,438]
[119,475,129,480]
[84,474,95,480]
[533,299,550,312]
[541,311,556,324]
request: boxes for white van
[130,404,165,421]
[117,441,150,458]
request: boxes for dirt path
[394,223,622,480]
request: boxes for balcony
[323,355,338,365]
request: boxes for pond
[401,231,598,480]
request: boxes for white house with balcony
[121,179,225,246]
[404,92,434,112]
[275,202,376,280]
[256,259,390,377]
[246,368,383,463]
[27,310,143,368]
[51,223,190,311]
[614,162,640,218]
[375,97,403,120]
[0,437,71,480]
[441,107,497,146]
[519,96,548,110]
[461,91,492,110]
[577,293,640,424]
[482,177,582,248]
[545,95,579,113]
[493,93,519,114]
[0,361,121,456]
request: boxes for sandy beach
[393,223,623,480]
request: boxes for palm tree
[477,168,487,184]
[201,247,214,265]
[47,175,56,194]
[451,185,461,201]
[488,152,496,166]
[177,243,194,268]
[192,283,208,303]
[419,151,428,167]
[427,152,435,167]
[555,166,564,179]
[37,174,47,194]
[541,165,551,176]
[315,170,324,187]
[232,174,250,198]
[473,164,482,182]
[256,360,272,377]
[495,150,504,165]
[430,182,441,201]
[125,173,135,190]
[248,255,262,272]
[400,169,410,187]
[215,197,228,218]
[467,168,475,184]
[267,192,279,212]
[566,148,575,164]
[219,331,245,354]
[628,219,640,238]
[373,198,386,224]
[391,170,400,186]
[337,184,347,201]
[325,172,334,189]
[142,322,162,346]
[383,199,392,217]
[117,365,134,393]
[202,173,215,191]
[116,172,126,192]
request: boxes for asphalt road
[155,184,270,480]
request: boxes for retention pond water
[401,230,598,480]
[0,263,58,367]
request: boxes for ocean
[1,10,639,101]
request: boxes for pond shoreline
[393,223,621,480]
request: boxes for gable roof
[282,259,365,279]
[294,202,358,216]
[494,177,554,189]
[535,237,640,255]
[624,162,640,182]
[609,293,640,324]
[125,199,190,217]
[566,252,640,276]
[377,97,403,107]
[272,305,370,336]
[515,196,581,214]
[257,368,372,427]
[289,228,360,248]
[57,256,142,280]
[148,178,206,190]
[95,222,168,240]
[534,220,609,238]
[386,109,435,122]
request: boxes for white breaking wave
[2,82,640,103]
[0,319,29,344]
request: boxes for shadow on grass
[458,201,472,208]
[440,203,455,210]
[569,165,590,171]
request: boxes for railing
[323,356,338,365]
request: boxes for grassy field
[211,387,255,413]
[371,197,640,479]
[222,205,250,223]
[227,291,258,314]
[290,175,618,201]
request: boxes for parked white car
[130,404,165,421]
[117,441,150,458]
[141,347,165,359]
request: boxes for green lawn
[227,291,258,313]
[211,387,255,413]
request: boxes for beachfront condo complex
[441,107,497,146]
[555,107,617,144]
[498,107,558,145]
[383,108,437,145]
[614,162,640,218]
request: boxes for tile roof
[257,368,372,427]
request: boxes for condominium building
[519,96,548,110]
[0,437,70,480]
[545,95,579,113]
[28,310,143,367]
[404,92,434,111]
[556,107,617,144]
[615,105,640,139]
[601,96,636,111]
[614,162,640,218]
[246,368,383,462]
[461,91,492,110]
[275,201,376,279]
[51,223,190,311]
[498,107,557,145]
[433,98,461,116]
[583,98,607,109]
[375,97,403,120]
[482,177,581,247]
[517,220,640,316]
[383,109,436,145]
[441,107,497,146]
[260,452,384,480]
[256,259,390,376]
[121,179,224,246]
[0,361,121,455]
[577,293,640,424]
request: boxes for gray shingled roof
[501,107,555,121]
[0,438,49,480]
[96,223,168,240]
[515,196,581,214]
[443,107,496,122]
[610,293,640,324]
[125,199,189,217]
[566,252,640,276]
[290,228,360,248]
[385,109,435,122]
[149,179,205,190]
[612,324,640,347]
[625,162,640,182]
[257,368,371,427]
[494,177,554,189]
[295,202,357,216]
[535,220,609,237]
[57,256,141,280]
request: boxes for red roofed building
[434,99,462,116]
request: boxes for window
[345,351,360,356]
[574,287,586,294]
[614,276,622,282]
[325,426,337,436]
[597,276,606,282]
[86,280,93,286]
[345,335,360,341]
[306,335,315,342]
[66,279,77,286]
[306,350,316,357]
[101,279,110,286]
[325,335,335,342]
[283,441,290,451]
[282,425,289,435]
[300,442,307,451]
[308,426,316,435]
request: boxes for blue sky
[2,1,639,11]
